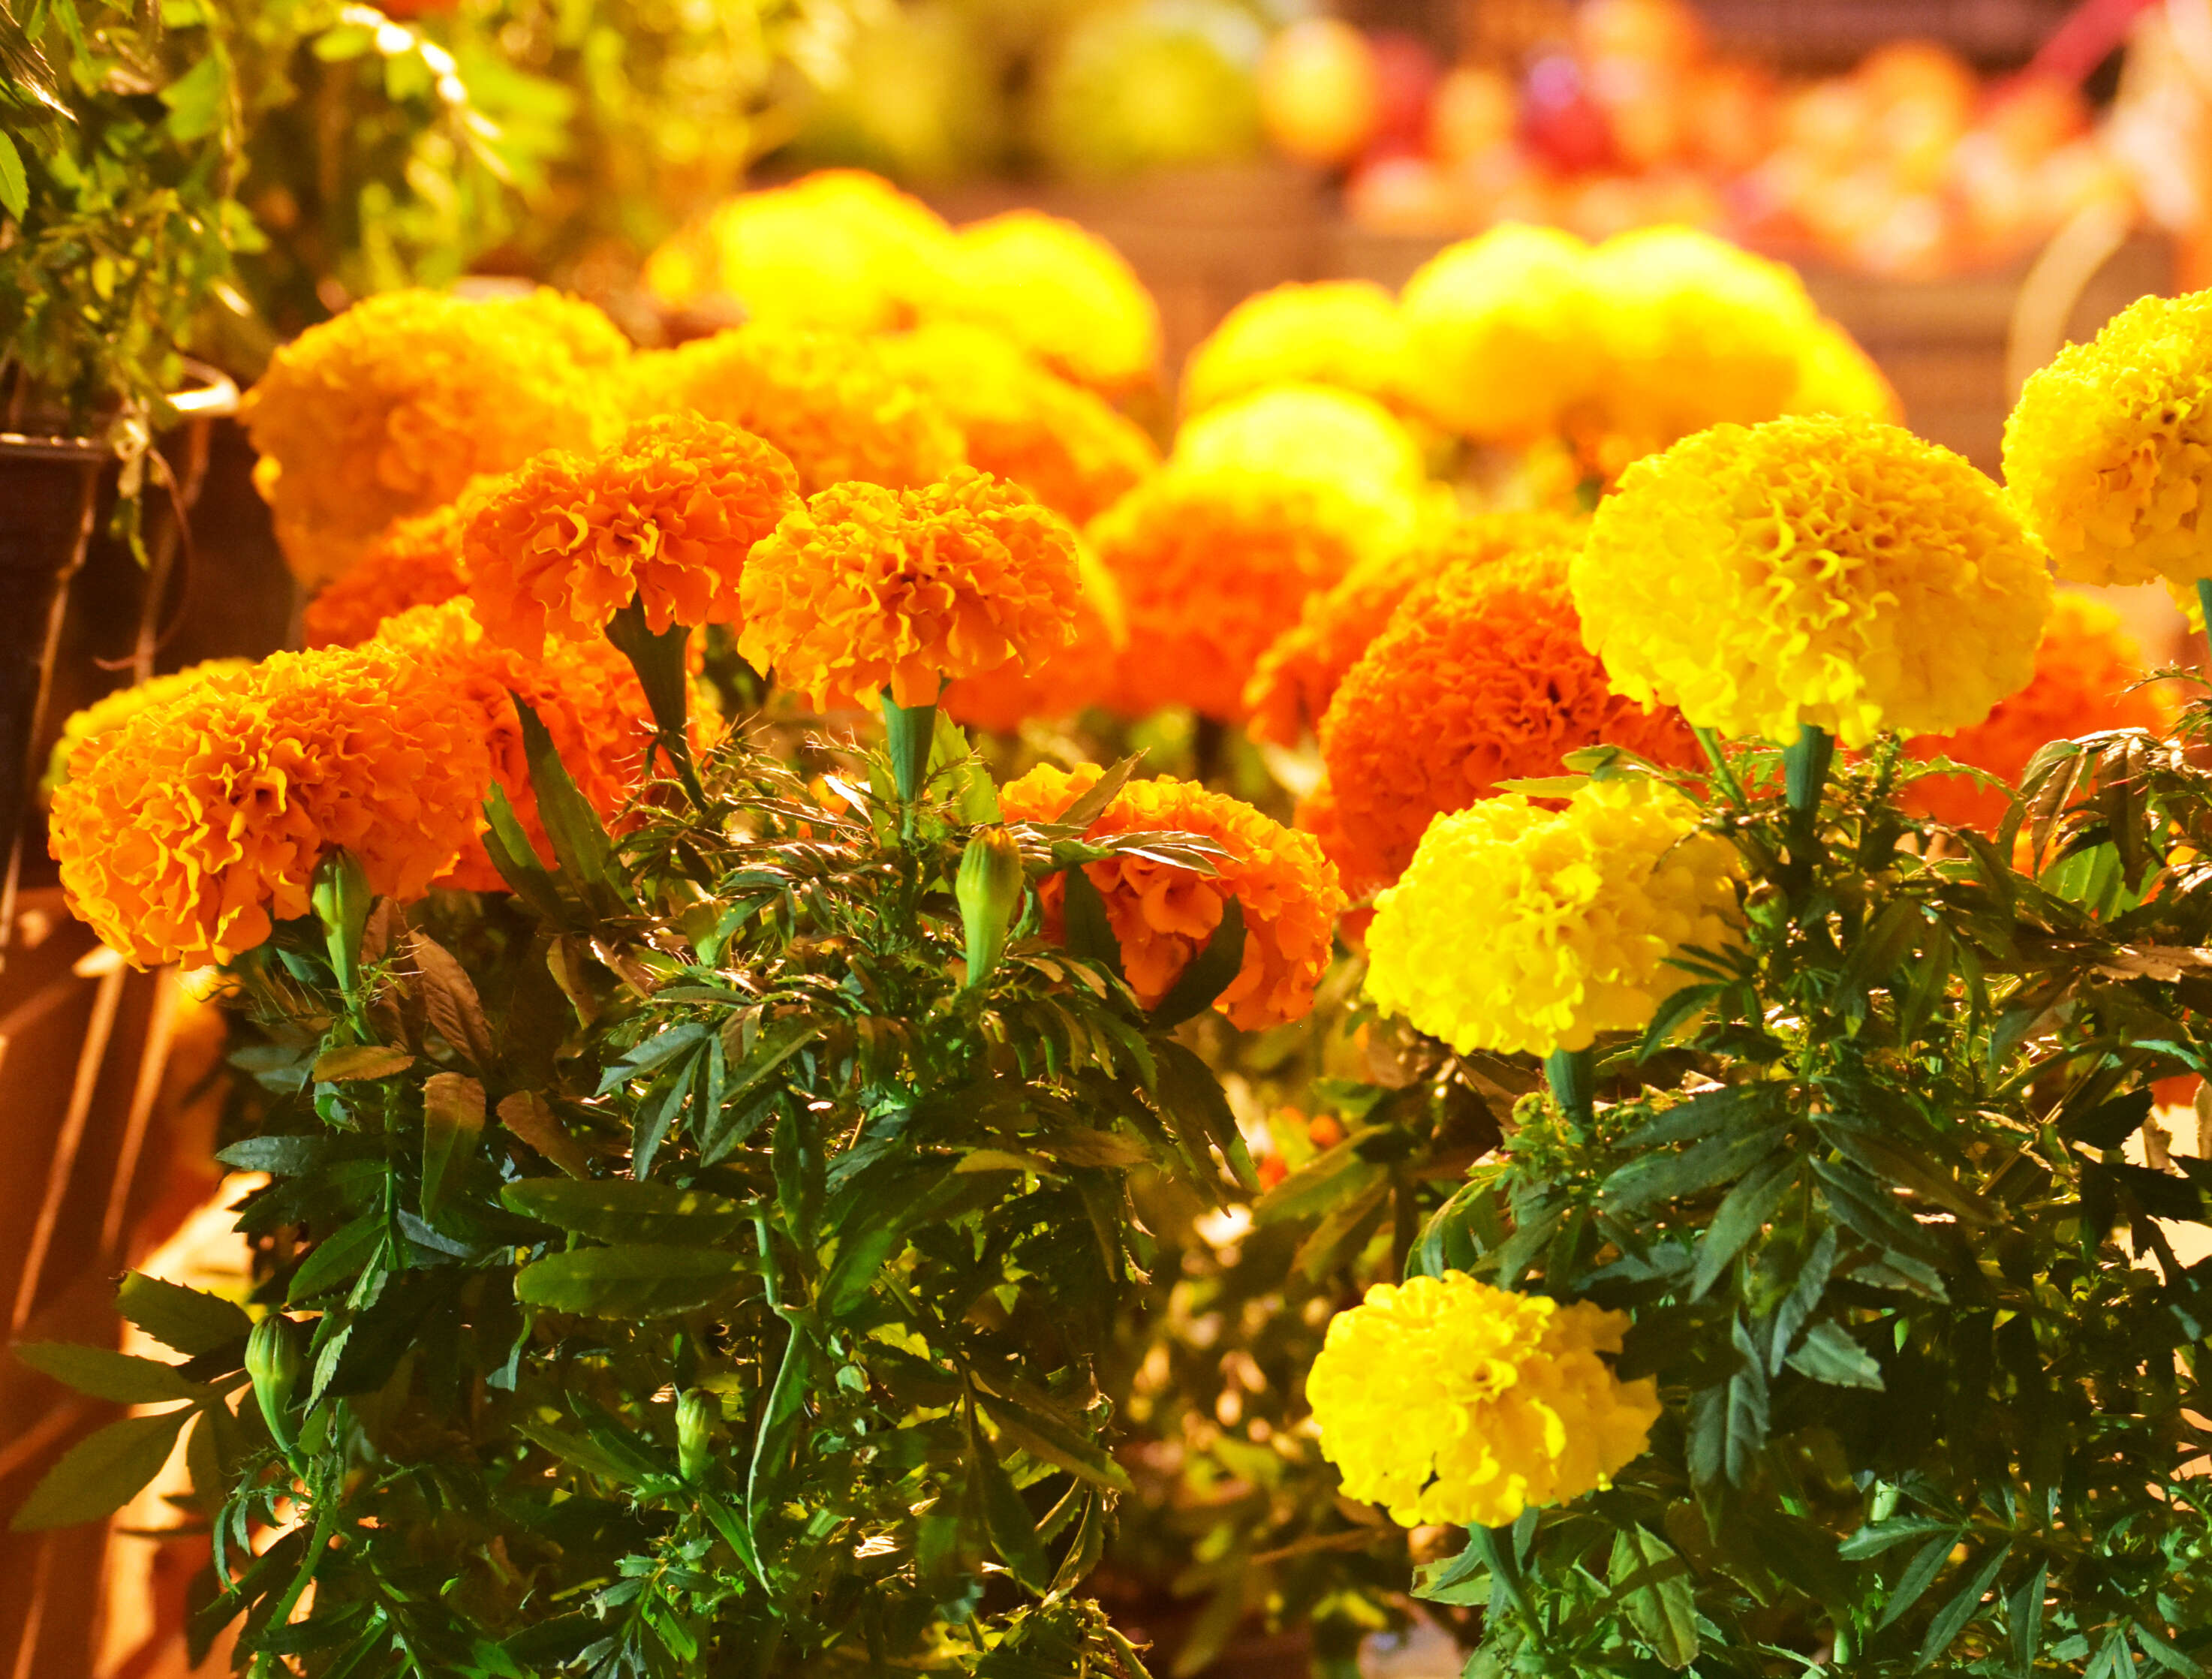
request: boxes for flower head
[1575,414,2051,747]
[1181,280,1410,417]
[240,289,626,586]
[50,645,490,967]
[627,324,965,495]
[1786,315,1904,423]
[934,210,1161,393]
[1398,224,1600,444]
[2003,289,2212,586]
[739,469,1084,709]
[941,541,1128,732]
[1365,777,1742,1056]
[43,660,253,798]
[1308,1271,1660,1529]
[999,763,1345,1030]
[1172,384,1436,554]
[1244,510,1586,746]
[877,322,1159,523]
[302,489,486,648]
[462,413,801,651]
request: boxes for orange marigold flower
[1907,591,2177,831]
[932,210,1163,393]
[627,324,965,495]
[302,490,485,648]
[877,322,1160,523]
[1320,545,1699,885]
[50,645,489,967]
[739,469,1085,709]
[462,413,802,652]
[1244,510,1587,746]
[941,541,1129,733]
[1000,763,1345,1030]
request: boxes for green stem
[251,1493,340,1674]
[1544,1047,1595,1132]
[1467,1524,1541,1642]
[1693,725,1746,807]
[880,688,937,833]
[605,599,709,810]
[1782,723,1834,885]
[2196,578,2212,674]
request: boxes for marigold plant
[302,491,483,648]
[1307,1271,1660,1529]
[1365,777,1742,1055]
[940,543,1128,733]
[1000,762,1344,1030]
[42,659,253,797]
[739,469,1084,709]
[1180,280,1410,418]
[933,210,1161,393]
[1575,414,2052,746]
[1398,223,1599,444]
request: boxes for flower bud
[678,1389,716,1484]
[956,826,1026,988]
[311,849,371,994]
[246,1314,305,1455]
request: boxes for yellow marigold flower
[462,413,802,652]
[1323,546,1700,888]
[50,645,490,967]
[932,210,1162,393]
[1785,316,1903,424]
[240,289,626,587]
[999,762,1345,1031]
[628,324,965,495]
[739,469,1084,709]
[302,489,489,648]
[643,169,957,330]
[1575,414,2051,748]
[942,541,1129,732]
[2003,290,2212,587]
[1398,224,1599,444]
[43,660,253,798]
[1907,591,2176,831]
[1308,1271,1660,1530]
[1181,280,1410,418]
[1365,778,1742,1056]
[1244,510,1586,747]
[877,322,1160,524]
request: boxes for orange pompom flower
[1907,591,2177,831]
[1000,763,1346,1030]
[1244,510,1586,745]
[462,413,801,653]
[50,645,489,967]
[1320,545,1699,885]
[940,542,1129,733]
[739,469,1085,709]
[302,492,483,648]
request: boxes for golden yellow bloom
[1180,280,1410,417]
[877,322,1160,524]
[1308,1271,1660,1530]
[2003,289,2212,587]
[627,324,965,495]
[240,289,626,586]
[43,660,253,798]
[302,489,488,648]
[462,413,802,652]
[941,541,1129,732]
[643,169,957,330]
[932,210,1162,393]
[50,645,489,967]
[1575,414,2051,747]
[1365,778,1741,1056]
[1785,316,1904,424]
[999,762,1345,1031]
[739,469,1084,709]
[1398,224,1599,444]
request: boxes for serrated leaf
[12,1341,206,1404]
[512,696,617,889]
[1876,1532,1964,1630]
[421,1073,486,1220]
[496,1091,591,1178]
[11,1407,193,1530]
[1055,756,1139,832]
[1838,1513,1962,1560]
[2008,1560,2048,1673]
[514,1244,749,1317]
[1768,1226,1837,1372]
[500,1178,749,1244]
[1609,1525,1698,1668]
[1692,1154,1795,1298]
[115,1272,251,1358]
[1918,1545,2011,1665]
[968,1393,1051,1592]
[215,1134,327,1176]
[311,1045,416,1082]
[1148,897,1245,1029]
[1786,1320,1885,1389]
[596,1023,712,1096]
[411,933,495,1071]
[976,1390,1133,1494]
[286,1214,384,1304]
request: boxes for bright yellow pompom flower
[1398,224,1598,444]
[1365,778,1741,1057]
[934,210,1162,394]
[1575,414,2052,747]
[2004,289,2212,588]
[1180,280,1410,417]
[1308,1271,1660,1530]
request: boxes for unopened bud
[311,850,371,994]
[678,1389,716,1484]
[956,827,1025,988]
[246,1315,304,1455]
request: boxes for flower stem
[880,688,937,832]
[1782,723,1834,886]
[605,600,708,810]
[1693,725,1746,807]
[1545,1046,1595,1131]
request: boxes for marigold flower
[1320,546,1698,886]
[2003,289,2212,587]
[240,289,625,586]
[941,542,1128,732]
[1308,1271,1660,1529]
[43,660,254,798]
[1575,414,2052,747]
[302,492,483,648]
[1365,778,1741,1056]
[1172,384,1437,552]
[1398,224,1600,444]
[877,322,1159,523]
[1181,280,1410,417]
[1786,315,1904,424]
[50,645,490,967]
[1244,510,1586,747]
[462,413,801,652]
[933,210,1161,393]
[627,324,965,495]
[739,469,1083,709]
[999,762,1345,1031]
[1907,591,2176,830]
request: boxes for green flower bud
[956,827,1025,989]
[311,849,371,994]
[246,1314,304,1455]
[678,1389,716,1484]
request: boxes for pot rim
[0,359,242,459]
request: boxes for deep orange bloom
[1244,510,1587,745]
[1320,545,1700,884]
[739,470,1084,709]
[50,645,489,967]
[303,494,478,648]
[1000,763,1345,1031]
[940,543,1128,733]
[462,413,801,652]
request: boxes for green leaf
[1055,756,1139,831]
[510,696,616,890]
[1147,897,1245,1029]
[1639,981,1728,1060]
[1785,1320,1885,1389]
[1059,866,1125,985]
[1608,1526,1698,1668]
[157,50,225,140]
[11,1407,193,1530]
[2135,1620,2205,1678]
[968,1393,1051,1592]
[1768,1226,1837,1372]
[496,1092,592,1179]
[2007,1560,2047,1674]
[597,1023,712,1096]
[817,1165,953,1316]
[1837,1513,1961,1560]
[116,1272,251,1358]
[285,1214,384,1304]
[410,933,495,1072]
[2062,1086,2154,1148]
[310,1045,416,1082]
[1607,1127,1781,1214]
[0,131,26,221]
[500,1177,750,1244]
[421,1073,486,1220]
[1689,1320,1768,1488]
[216,1135,327,1175]
[1917,1545,2010,1665]
[1813,1157,1942,1262]
[1251,1134,1386,1226]
[513,1245,750,1317]
[1691,1154,1795,1298]
[481,783,563,915]
[13,1341,205,1404]
[975,1389,1133,1494]
[1876,1532,1964,1631]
